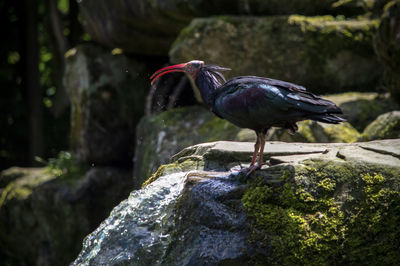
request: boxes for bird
[150,60,346,175]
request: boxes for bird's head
[150,60,231,106]
[150,60,205,85]
[150,60,230,86]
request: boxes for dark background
[0,0,85,170]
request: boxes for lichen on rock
[0,153,134,266]
[73,139,400,265]
[361,111,400,140]
[242,156,400,265]
[170,15,381,93]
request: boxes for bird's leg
[250,132,261,167]
[246,132,261,176]
[258,133,266,166]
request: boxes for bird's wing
[213,77,343,130]
[223,76,307,92]
[220,76,339,111]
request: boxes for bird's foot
[245,164,261,177]
[239,161,271,178]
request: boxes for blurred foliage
[36,151,85,180]
[0,0,86,171]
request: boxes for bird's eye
[189,60,204,69]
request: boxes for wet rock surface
[73,139,400,265]
[133,106,242,186]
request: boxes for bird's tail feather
[307,114,347,124]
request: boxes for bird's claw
[245,164,261,177]
[239,161,271,178]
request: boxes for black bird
[150,60,345,175]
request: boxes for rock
[374,0,400,103]
[361,111,400,140]
[134,98,388,187]
[78,0,190,56]
[267,121,360,143]
[64,44,147,164]
[332,0,392,17]
[73,139,400,265]
[78,0,344,55]
[170,15,382,93]
[240,92,400,139]
[0,162,134,266]
[238,120,360,143]
[324,92,399,131]
[133,106,242,186]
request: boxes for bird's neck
[194,70,223,108]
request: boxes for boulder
[266,121,360,143]
[64,44,147,164]
[133,105,241,186]
[374,0,400,103]
[361,111,400,140]
[134,98,390,187]
[170,15,382,93]
[237,121,360,143]
[0,162,134,266]
[78,0,344,55]
[78,0,190,56]
[324,92,399,131]
[73,139,400,265]
[332,0,392,17]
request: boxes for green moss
[142,159,203,187]
[0,168,55,207]
[297,120,316,142]
[40,151,86,184]
[243,174,343,265]
[288,15,379,90]
[344,173,400,264]
[243,165,400,265]
[323,122,360,143]
[198,116,238,142]
[362,111,400,140]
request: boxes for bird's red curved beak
[150,63,187,85]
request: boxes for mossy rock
[170,15,382,94]
[243,164,400,265]
[78,0,355,55]
[78,0,191,55]
[0,167,54,207]
[64,44,147,164]
[361,111,400,140]
[0,158,134,266]
[266,120,360,143]
[225,92,399,139]
[73,139,400,265]
[325,92,400,131]
[133,106,242,186]
[236,119,361,144]
[332,0,392,17]
[374,0,400,103]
